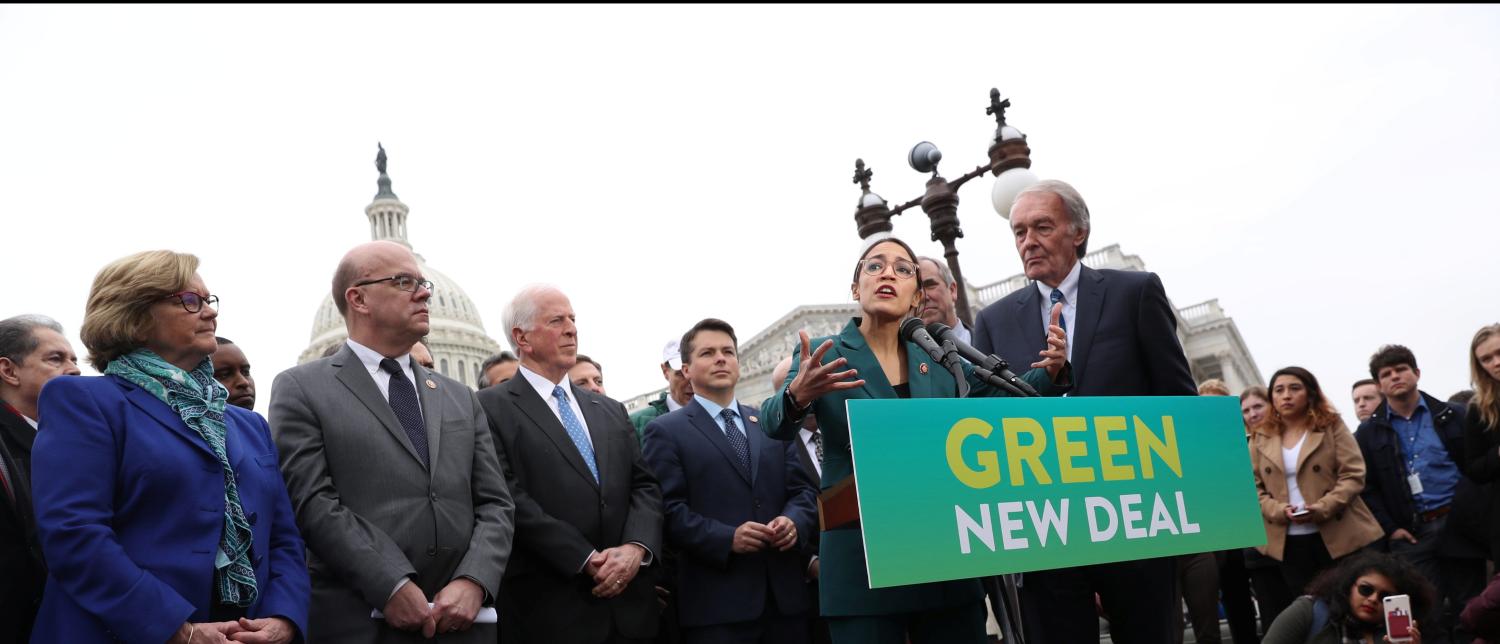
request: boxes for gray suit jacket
[270,345,514,643]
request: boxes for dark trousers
[1280,532,1334,596]
[825,599,986,644]
[1245,547,1293,638]
[1391,514,1486,644]
[1216,548,1260,644]
[1175,552,1222,644]
[682,614,809,644]
[1019,557,1178,644]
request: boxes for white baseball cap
[662,339,683,370]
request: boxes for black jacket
[1460,403,1500,562]
[0,405,45,644]
[1355,391,1488,558]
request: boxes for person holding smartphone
[1250,367,1385,597]
[1262,552,1434,644]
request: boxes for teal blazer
[760,318,1066,617]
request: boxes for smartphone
[1384,594,1414,643]
[1289,507,1311,517]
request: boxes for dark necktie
[379,358,429,467]
[811,429,824,462]
[721,408,750,476]
[1050,288,1067,332]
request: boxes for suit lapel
[838,320,890,400]
[1014,285,1046,363]
[1070,265,1106,389]
[576,385,614,486]
[741,403,763,483]
[1255,431,1282,468]
[686,401,751,484]
[507,377,599,489]
[0,408,35,454]
[413,363,444,476]
[905,335,942,399]
[332,350,426,468]
[1295,430,1324,473]
[116,378,217,461]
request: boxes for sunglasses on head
[1357,582,1393,600]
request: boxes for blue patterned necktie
[379,358,429,467]
[721,408,750,476]
[552,385,599,482]
[1049,288,1067,332]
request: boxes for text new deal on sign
[845,396,1264,589]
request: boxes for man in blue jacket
[643,318,818,644]
[1355,344,1486,643]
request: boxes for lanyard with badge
[1402,417,1424,496]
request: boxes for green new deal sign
[846,396,1264,589]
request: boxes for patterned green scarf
[106,349,258,607]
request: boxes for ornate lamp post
[851,88,1039,325]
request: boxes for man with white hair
[478,284,663,644]
[973,179,1196,644]
[0,314,80,642]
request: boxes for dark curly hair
[1305,552,1435,634]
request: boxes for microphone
[926,322,1040,397]
[900,317,949,366]
[900,318,969,397]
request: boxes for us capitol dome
[297,144,502,389]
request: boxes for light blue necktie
[552,385,599,482]
[1049,288,1067,333]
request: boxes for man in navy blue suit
[973,179,1197,644]
[642,318,818,644]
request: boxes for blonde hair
[1197,378,1231,396]
[1472,323,1500,429]
[81,250,199,371]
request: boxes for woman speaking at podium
[760,237,1071,644]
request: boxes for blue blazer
[29,375,310,644]
[641,399,818,628]
[972,265,1197,397]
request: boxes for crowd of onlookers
[1,177,1498,644]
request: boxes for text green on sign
[846,396,1264,589]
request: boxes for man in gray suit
[271,240,514,642]
[479,284,663,644]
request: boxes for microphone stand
[940,339,970,398]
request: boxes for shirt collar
[1036,260,1082,305]
[1387,395,1430,422]
[666,394,684,412]
[345,338,412,375]
[518,363,570,402]
[694,394,740,420]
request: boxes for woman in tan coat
[1251,366,1383,596]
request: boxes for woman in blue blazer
[760,237,1070,644]
[30,250,309,644]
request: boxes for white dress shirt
[1035,260,1080,363]
[517,363,594,452]
[665,394,684,413]
[344,339,423,415]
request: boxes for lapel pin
[425,379,437,389]
[919,363,929,374]
[749,415,758,424]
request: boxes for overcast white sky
[2,5,1497,428]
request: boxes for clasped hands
[168,617,294,644]
[586,543,647,599]
[381,577,485,638]
[733,516,798,554]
